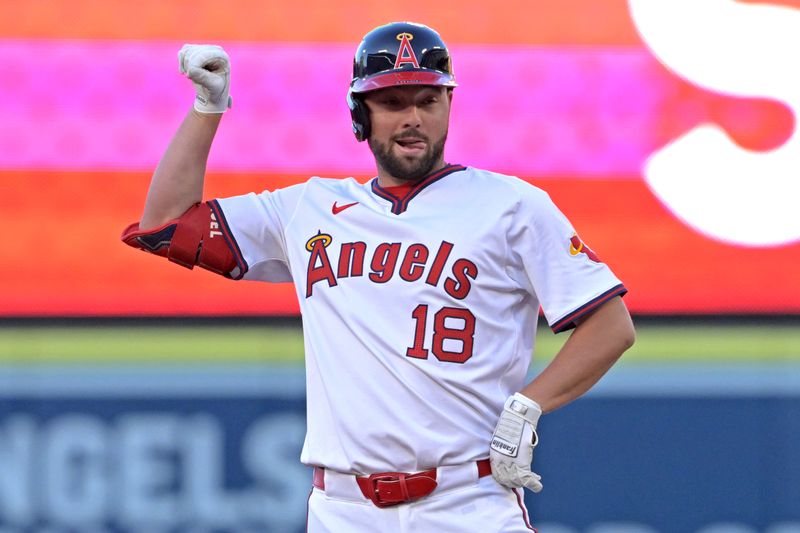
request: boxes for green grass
[535,324,800,364]
[0,327,304,364]
[0,323,798,365]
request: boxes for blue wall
[531,397,800,533]
[0,365,798,532]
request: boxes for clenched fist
[178,44,232,114]
[490,392,543,492]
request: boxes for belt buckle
[367,472,408,508]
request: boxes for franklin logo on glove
[490,392,543,493]
[490,437,518,457]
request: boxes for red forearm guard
[121,202,238,277]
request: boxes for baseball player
[122,22,635,532]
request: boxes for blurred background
[1,0,799,531]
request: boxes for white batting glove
[490,392,543,492]
[178,44,232,114]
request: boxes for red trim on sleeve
[551,284,628,333]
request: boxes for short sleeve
[509,186,627,333]
[212,183,306,282]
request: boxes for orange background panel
[0,0,642,45]
[2,171,798,315]
[545,179,800,314]
[1,171,304,315]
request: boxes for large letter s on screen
[629,0,800,247]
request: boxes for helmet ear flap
[347,88,370,142]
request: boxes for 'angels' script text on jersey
[305,233,479,300]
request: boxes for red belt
[313,459,492,508]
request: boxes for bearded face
[368,129,448,183]
[363,86,452,184]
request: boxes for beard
[368,129,448,183]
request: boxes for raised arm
[122,44,239,278]
[139,110,222,230]
[139,44,232,230]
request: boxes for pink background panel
[2,40,788,177]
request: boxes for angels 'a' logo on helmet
[394,32,420,69]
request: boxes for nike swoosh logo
[332,201,359,215]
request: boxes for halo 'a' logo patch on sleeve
[569,233,601,263]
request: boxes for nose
[401,103,422,129]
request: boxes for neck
[376,160,448,188]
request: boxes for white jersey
[213,165,626,474]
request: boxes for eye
[418,92,439,106]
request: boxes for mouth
[394,137,428,155]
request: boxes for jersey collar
[371,164,467,215]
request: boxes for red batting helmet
[347,22,457,142]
